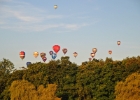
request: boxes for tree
[115,72,140,100]
[0,58,14,99]
[9,80,38,100]
[9,80,61,100]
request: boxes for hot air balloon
[89,58,92,61]
[108,50,112,55]
[40,52,46,58]
[90,53,95,58]
[117,41,121,46]
[62,48,67,55]
[49,51,53,55]
[52,53,57,59]
[73,52,78,58]
[92,48,97,53]
[54,5,58,9]
[33,51,39,58]
[19,51,25,60]
[53,45,60,54]
[26,62,31,67]
[42,56,47,62]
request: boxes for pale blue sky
[0,0,140,69]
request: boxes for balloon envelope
[54,5,58,9]
[53,45,60,54]
[42,57,47,62]
[49,51,53,55]
[26,62,31,67]
[117,41,121,45]
[108,50,112,54]
[19,51,25,60]
[92,48,97,53]
[62,48,67,55]
[33,51,39,58]
[52,53,57,59]
[40,52,46,58]
[90,53,95,58]
[73,52,78,58]
[89,58,92,61]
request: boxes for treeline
[0,56,140,100]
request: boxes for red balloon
[19,51,25,60]
[53,45,60,54]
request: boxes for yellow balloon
[54,5,58,9]
[33,52,39,58]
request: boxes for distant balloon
[90,53,95,58]
[42,57,47,62]
[117,41,121,46]
[52,53,57,59]
[33,51,39,58]
[92,48,97,53]
[62,48,67,55]
[26,62,31,67]
[54,5,58,9]
[73,52,78,58]
[89,58,92,61]
[19,51,25,60]
[53,45,60,54]
[108,50,112,55]
[40,52,46,58]
[49,51,53,55]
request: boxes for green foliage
[0,58,14,99]
[1,56,140,100]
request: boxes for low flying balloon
[40,52,46,58]
[49,51,53,55]
[42,57,47,62]
[108,50,112,55]
[117,41,121,46]
[19,51,25,60]
[33,51,39,58]
[73,52,78,58]
[53,45,60,54]
[54,5,58,9]
[26,62,31,67]
[62,48,67,55]
[92,48,97,53]
[89,58,92,61]
[52,53,57,59]
[90,53,95,58]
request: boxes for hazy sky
[0,0,140,69]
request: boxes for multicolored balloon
[108,50,112,55]
[54,5,58,9]
[92,48,97,53]
[42,56,47,62]
[33,51,39,58]
[117,41,121,46]
[53,45,60,54]
[40,52,46,58]
[49,51,53,55]
[19,51,25,60]
[73,52,78,58]
[62,48,67,55]
[90,53,95,58]
[52,53,57,59]
[26,62,31,67]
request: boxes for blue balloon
[52,53,57,59]
[26,62,31,67]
